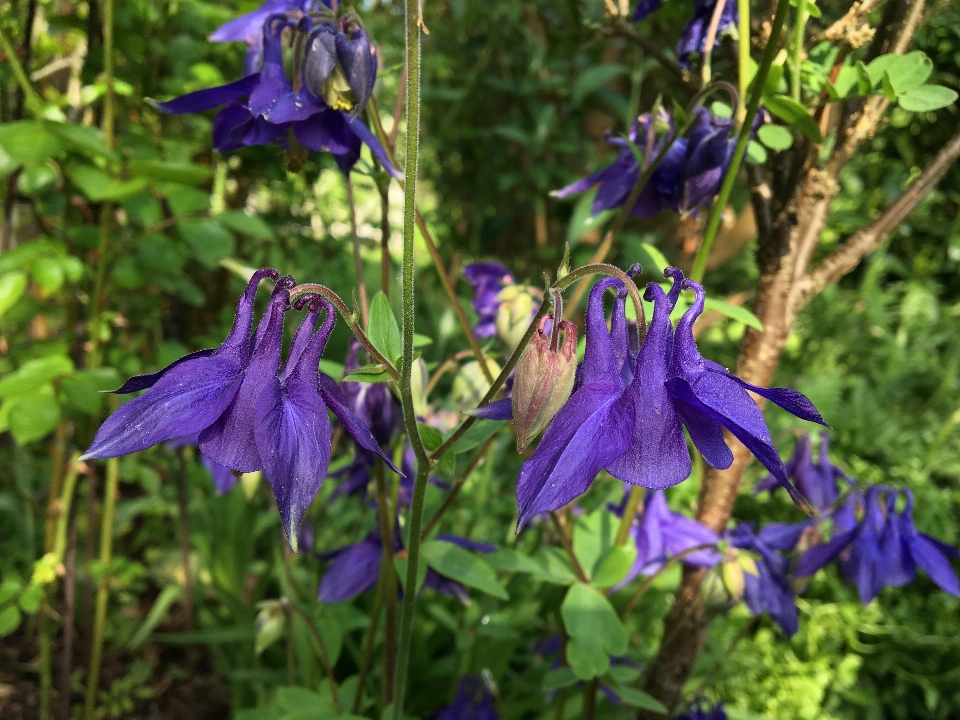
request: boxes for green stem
[791,1,808,102]
[699,0,730,85]
[0,27,44,116]
[391,0,428,716]
[690,0,792,283]
[82,457,120,720]
[613,486,645,547]
[374,461,397,704]
[618,543,718,617]
[737,0,750,124]
[346,175,370,326]
[550,512,589,583]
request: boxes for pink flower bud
[512,315,578,452]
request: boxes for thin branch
[619,543,718,617]
[602,20,697,90]
[799,129,960,303]
[550,511,589,584]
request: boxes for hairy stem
[791,1,808,101]
[374,461,397,704]
[736,0,750,124]
[346,175,370,325]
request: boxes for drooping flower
[633,0,738,69]
[436,675,499,720]
[152,13,399,177]
[552,108,737,218]
[516,268,827,526]
[729,523,800,635]
[463,262,515,339]
[756,433,853,514]
[303,15,377,116]
[616,490,721,587]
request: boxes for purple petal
[341,113,403,179]
[303,28,339,93]
[318,374,400,474]
[318,539,382,602]
[551,165,617,200]
[758,520,812,553]
[632,0,664,21]
[109,349,216,394]
[209,0,295,42]
[516,382,633,528]
[335,29,377,113]
[80,356,245,460]
[796,529,856,576]
[423,570,471,604]
[705,361,828,427]
[909,535,960,596]
[466,397,513,420]
[149,74,261,114]
[581,277,628,387]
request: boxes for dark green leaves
[422,540,508,599]
[367,292,402,365]
[561,583,628,680]
[763,95,823,143]
[827,51,957,112]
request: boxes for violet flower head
[304,14,377,116]
[436,675,498,720]
[617,490,721,586]
[151,13,399,177]
[463,262,514,339]
[729,523,801,635]
[552,107,737,218]
[633,0,738,69]
[757,432,853,513]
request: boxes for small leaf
[763,95,823,143]
[611,685,668,712]
[592,544,638,589]
[0,272,27,318]
[745,140,768,164]
[217,210,274,240]
[422,540,509,600]
[367,292,402,365]
[827,65,859,100]
[8,385,61,444]
[543,667,579,693]
[178,220,236,269]
[342,363,393,383]
[703,297,763,330]
[129,159,212,185]
[254,601,286,655]
[0,605,22,636]
[444,419,504,455]
[418,423,454,474]
[67,165,148,201]
[757,124,793,151]
[17,583,43,614]
[561,582,628,680]
[42,121,116,161]
[867,52,932,95]
[898,85,958,113]
[0,355,74,399]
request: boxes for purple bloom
[675,701,728,720]
[617,490,721,586]
[552,108,737,218]
[797,487,959,603]
[633,0,738,69]
[436,675,498,720]
[756,433,853,514]
[729,523,800,636]
[463,262,514,339]
[303,16,377,116]
[152,14,399,177]
[516,269,826,526]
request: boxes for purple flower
[675,701,728,720]
[341,339,402,447]
[436,675,498,720]
[463,262,514,339]
[617,490,721,586]
[729,523,800,636]
[797,487,959,603]
[552,108,736,218]
[756,433,853,514]
[152,14,399,177]
[516,268,826,526]
[82,271,397,548]
[303,16,377,116]
[633,0,738,69]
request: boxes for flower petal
[317,539,382,602]
[148,74,261,114]
[318,374,400,474]
[796,529,856,576]
[705,360,828,427]
[909,534,960,596]
[342,113,402,179]
[109,349,216,394]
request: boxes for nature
[1,0,960,718]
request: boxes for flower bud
[512,315,577,452]
[495,284,542,350]
[304,20,376,115]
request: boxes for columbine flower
[152,13,399,177]
[797,487,959,603]
[552,108,736,218]
[463,262,515,339]
[517,268,826,526]
[616,490,721,587]
[317,530,493,603]
[633,0,738,69]
[729,523,800,635]
[756,433,853,513]
[436,675,499,720]
[303,15,377,116]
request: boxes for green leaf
[855,61,872,95]
[217,210,274,240]
[7,385,60,444]
[867,52,932,95]
[342,364,393,384]
[572,64,628,106]
[610,685,668,712]
[561,582,628,680]
[0,355,74,398]
[42,121,116,161]
[30,257,66,294]
[367,292,402,364]
[0,272,28,318]
[67,165,148,201]
[703,297,763,330]
[17,583,43,613]
[898,85,958,113]
[745,140,768,164]
[763,95,822,143]
[563,188,615,247]
[0,604,22,636]
[592,544,638,589]
[444,419,504,455]
[757,124,793,151]
[129,159,212,185]
[827,65,860,100]
[0,121,63,169]
[573,509,619,578]
[127,585,183,649]
[422,539,509,600]
[543,667,579,693]
[763,61,785,98]
[178,219,236,269]
[418,423,454,474]
[393,555,428,595]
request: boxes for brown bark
[637,1,942,713]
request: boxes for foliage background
[1,0,959,718]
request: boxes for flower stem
[346,175,370,326]
[374,461,397,704]
[791,1,808,102]
[613,486,645,547]
[690,0,792,283]
[736,0,750,124]
[82,456,119,720]
[700,0,729,85]
[550,511,589,583]
[391,0,428,715]
[618,543,717,617]
[0,26,44,116]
